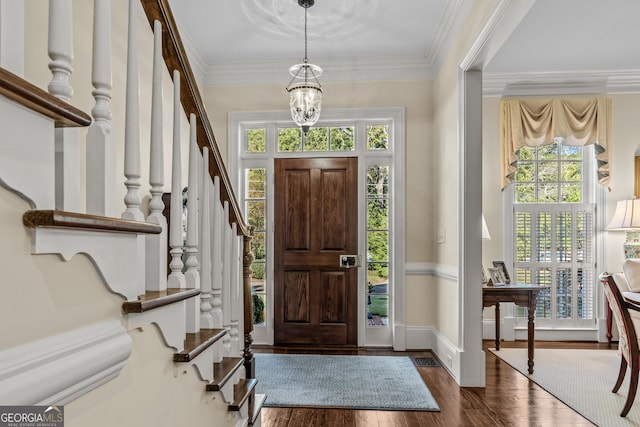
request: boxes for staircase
[0,1,263,426]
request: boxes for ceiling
[169,0,640,94]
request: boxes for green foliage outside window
[515,141,582,203]
[367,125,389,150]
[247,128,266,153]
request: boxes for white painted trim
[405,326,436,350]
[229,107,405,349]
[483,69,640,96]
[126,303,187,351]
[431,328,460,378]
[206,57,432,86]
[459,0,536,71]
[0,319,131,405]
[456,0,535,387]
[0,96,56,209]
[30,227,144,301]
[427,0,475,75]
[405,263,458,282]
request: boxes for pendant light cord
[304,6,308,64]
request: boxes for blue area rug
[254,354,440,411]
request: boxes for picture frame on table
[492,260,511,284]
[482,265,489,285]
[487,267,506,286]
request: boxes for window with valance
[499,97,612,190]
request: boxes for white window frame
[229,108,405,348]
[503,144,606,341]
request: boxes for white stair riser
[0,97,55,209]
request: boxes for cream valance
[500,97,612,190]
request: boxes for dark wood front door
[274,157,358,346]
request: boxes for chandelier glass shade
[287,0,322,134]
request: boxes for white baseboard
[0,319,132,405]
[402,326,461,382]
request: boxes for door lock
[340,255,361,268]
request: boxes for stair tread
[229,378,258,411]
[0,67,91,128]
[23,210,162,235]
[173,328,226,362]
[122,288,200,314]
[206,357,244,391]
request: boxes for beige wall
[431,0,498,347]
[205,80,435,327]
[481,93,640,320]
[8,2,236,426]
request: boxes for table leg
[495,302,501,350]
[527,296,535,374]
[606,302,613,347]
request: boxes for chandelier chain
[304,6,308,63]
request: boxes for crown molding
[204,56,433,86]
[483,69,640,96]
[426,0,474,74]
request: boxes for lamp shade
[482,215,491,240]
[606,199,640,230]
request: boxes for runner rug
[491,348,640,427]
[254,353,439,411]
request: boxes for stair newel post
[47,0,73,102]
[122,0,144,222]
[243,226,255,378]
[145,19,167,292]
[167,70,185,289]
[222,201,232,356]
[86,0,115,217]
[211,176,224,328]
[48,0,80,212]
[185,113,200,333]
[230,223,240,355]
[199,147,213,328]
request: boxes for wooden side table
[482,284,545,374]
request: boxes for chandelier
[286,0,322,135]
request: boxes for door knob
[340,255,361,268]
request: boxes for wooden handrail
[0,67,91,128]
[139,0,249,238]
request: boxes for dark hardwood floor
[257,340,615,426]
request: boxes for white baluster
[230,223,240,355]
[167,70,185,289]
[222,201,231,355]
[122,0,144,221]
[145,20,167,292]
[200,148,213,328]
[211,176,223,328]
[86,0,115,216]
[48,0,73,101]
[48,0,79,212]
[185,114,200,333]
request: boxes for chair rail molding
[405,262,458,282]
[0,319,131,405]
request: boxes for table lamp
[606,198,640,258]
